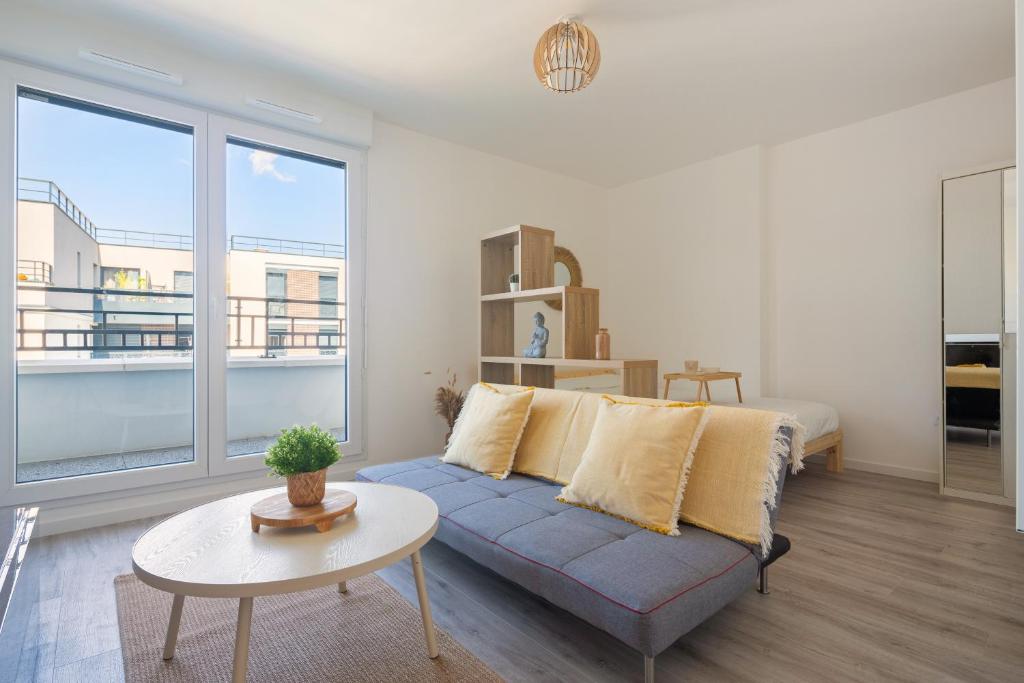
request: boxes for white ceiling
[33,0,1015,186]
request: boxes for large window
[14,88,195,483]
[1,64,364,502]
[224,138,348,458]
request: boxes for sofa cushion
[508,387,581,480]
[357,456,759,656]
[489,384,695,485]
[558,397,709,535]
[555,392,692,484]
[442,382,534,479]
[679,406,804,556]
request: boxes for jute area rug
[115,572,502,682]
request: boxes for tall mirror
[942,166,1016,500]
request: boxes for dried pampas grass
[434,369,466,450]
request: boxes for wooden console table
[662,371,743,402]
[481,356,659,398]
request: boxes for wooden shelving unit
[478,225,658,397]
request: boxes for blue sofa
[357,441,791,682]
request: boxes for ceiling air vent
[78,49,183,85]
[245,97,323,124]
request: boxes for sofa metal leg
[758,565,769,594]
[644,655,655,683]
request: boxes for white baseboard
[841,457,939,483]
[801,451,939,483]
[33,463,362,538]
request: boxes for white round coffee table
[131,482,439,682]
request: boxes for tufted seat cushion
[357,455,760,657]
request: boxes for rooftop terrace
[17,176,345,257]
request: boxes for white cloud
[248,150,295,183]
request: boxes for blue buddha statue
[523,311,549,358]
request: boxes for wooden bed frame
[803,428,844,472]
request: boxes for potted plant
[265,425,341,506]
[508,273,520,292]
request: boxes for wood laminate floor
[945,427,1004,495]
[1,461,1022,682]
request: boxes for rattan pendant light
[533,17,601,94]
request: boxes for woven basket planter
[286,467,328,507]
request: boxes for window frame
[0,61,365,504]
[0,62,210,504]
[207,114,364,477]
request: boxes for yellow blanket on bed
[680,406,805,556]
[945,364,999,390]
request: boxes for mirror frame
[546,246,582,310]
[939,161,1017,506]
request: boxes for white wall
[604,147,766,400]
[365,121,608,461]
[768,78,1013,481]
[597,79,1014,482]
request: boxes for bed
[555,372,844,471]
[713,397,843,472]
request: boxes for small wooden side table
[663,371,743,402]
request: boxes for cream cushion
[557,397,709,535]
[510,388,582,480]
[442,383,535,479]
[487,384,688,483]
[554,393,685,483]
[679,405,805,554]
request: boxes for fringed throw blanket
[679,406,805,556]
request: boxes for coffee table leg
[232,597,253,683]
[338,581,348,594]
[162,594,185,660]
[411,550,439,659]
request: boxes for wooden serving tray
[250,489,357,533]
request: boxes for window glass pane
[15,88,195,482]
[225,139,346,456]
[174,270,193,292]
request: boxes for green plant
[264,424,341,477]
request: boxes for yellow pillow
[442,383,535,479]
[557,396,709,535]
[679,406,805,555]
[510,387,581,480]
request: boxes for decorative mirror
[546,246,583,310]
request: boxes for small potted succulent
[508,273,520,292]
[265,425,341,506]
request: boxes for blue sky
[17,95,346,247]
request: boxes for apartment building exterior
[16,178,345,361]
[14,179,347,471]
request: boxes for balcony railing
[95,227,193,251]
[15,285,345,356]
[230,235,345,259]
[19,177,344,258]
[17,177,99,239]
[16,259,52,284]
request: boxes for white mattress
[713,397,839,441]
